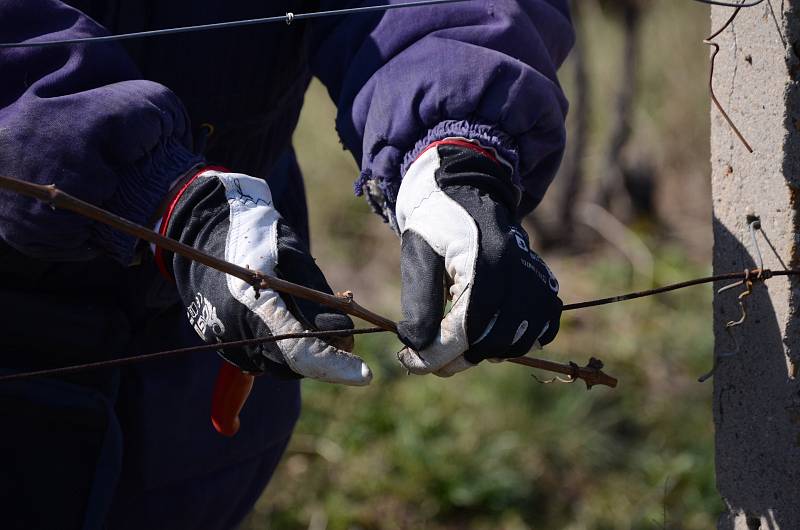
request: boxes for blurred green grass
[244,248,719,530]
[242,2,719,529]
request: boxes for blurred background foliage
[243,1,719,528]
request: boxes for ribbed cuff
[92,138,203,265]
[401,120,519,179]
[354,120,519,232]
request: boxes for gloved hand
[395,140,562,377]
[156,167,372,386]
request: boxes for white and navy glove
[156,168,372,386]
[395,140,562,377]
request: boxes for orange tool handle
[211,362,255,437]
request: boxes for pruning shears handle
[211,362,254,437]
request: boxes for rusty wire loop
[716,222,771,331]
[704,5,755,153]
[532,361,579,385]
[697,271,758,382]
[721,223,769,330]
[531,360,586,385]
[698,221,772,381]
[531,373,575,385]
[725,271,754,329]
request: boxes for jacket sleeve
[0,0,202,264]
[309,0,574,228]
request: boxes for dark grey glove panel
[274,221,354,336]
[397,230,447,352]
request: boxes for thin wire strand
[0,0,759,50]
[691,0,764,7]
[3,268,796,382]
[0,328,384,383]
[0,0,469,49]
[748,220,764,270]
[704,6,754,152]
[561,269,778,311]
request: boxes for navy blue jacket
[0,1,573,529]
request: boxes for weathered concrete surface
[711,3,800,529]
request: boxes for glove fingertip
[540,317,560,346]
[332,358,373,386]
[397,319,440,352]
[287,340,372,386]
[314,312,354,331]
[358,362,373,385]
[396,347,432,375]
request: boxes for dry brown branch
[0,175,618,389]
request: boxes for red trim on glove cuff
[415,138,501,166]
[154,165,230,281]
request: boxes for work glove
[395,140,562,377]
[156,167,372,385]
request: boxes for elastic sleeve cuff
[354,120,520,232]
[400,120,520,178]
[92,138,204,265]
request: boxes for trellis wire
[0,0,765,49]
[1,266,792,383]
[0,0,469,48]
[0,0,783,384]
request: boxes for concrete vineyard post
[710,3,800,528]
